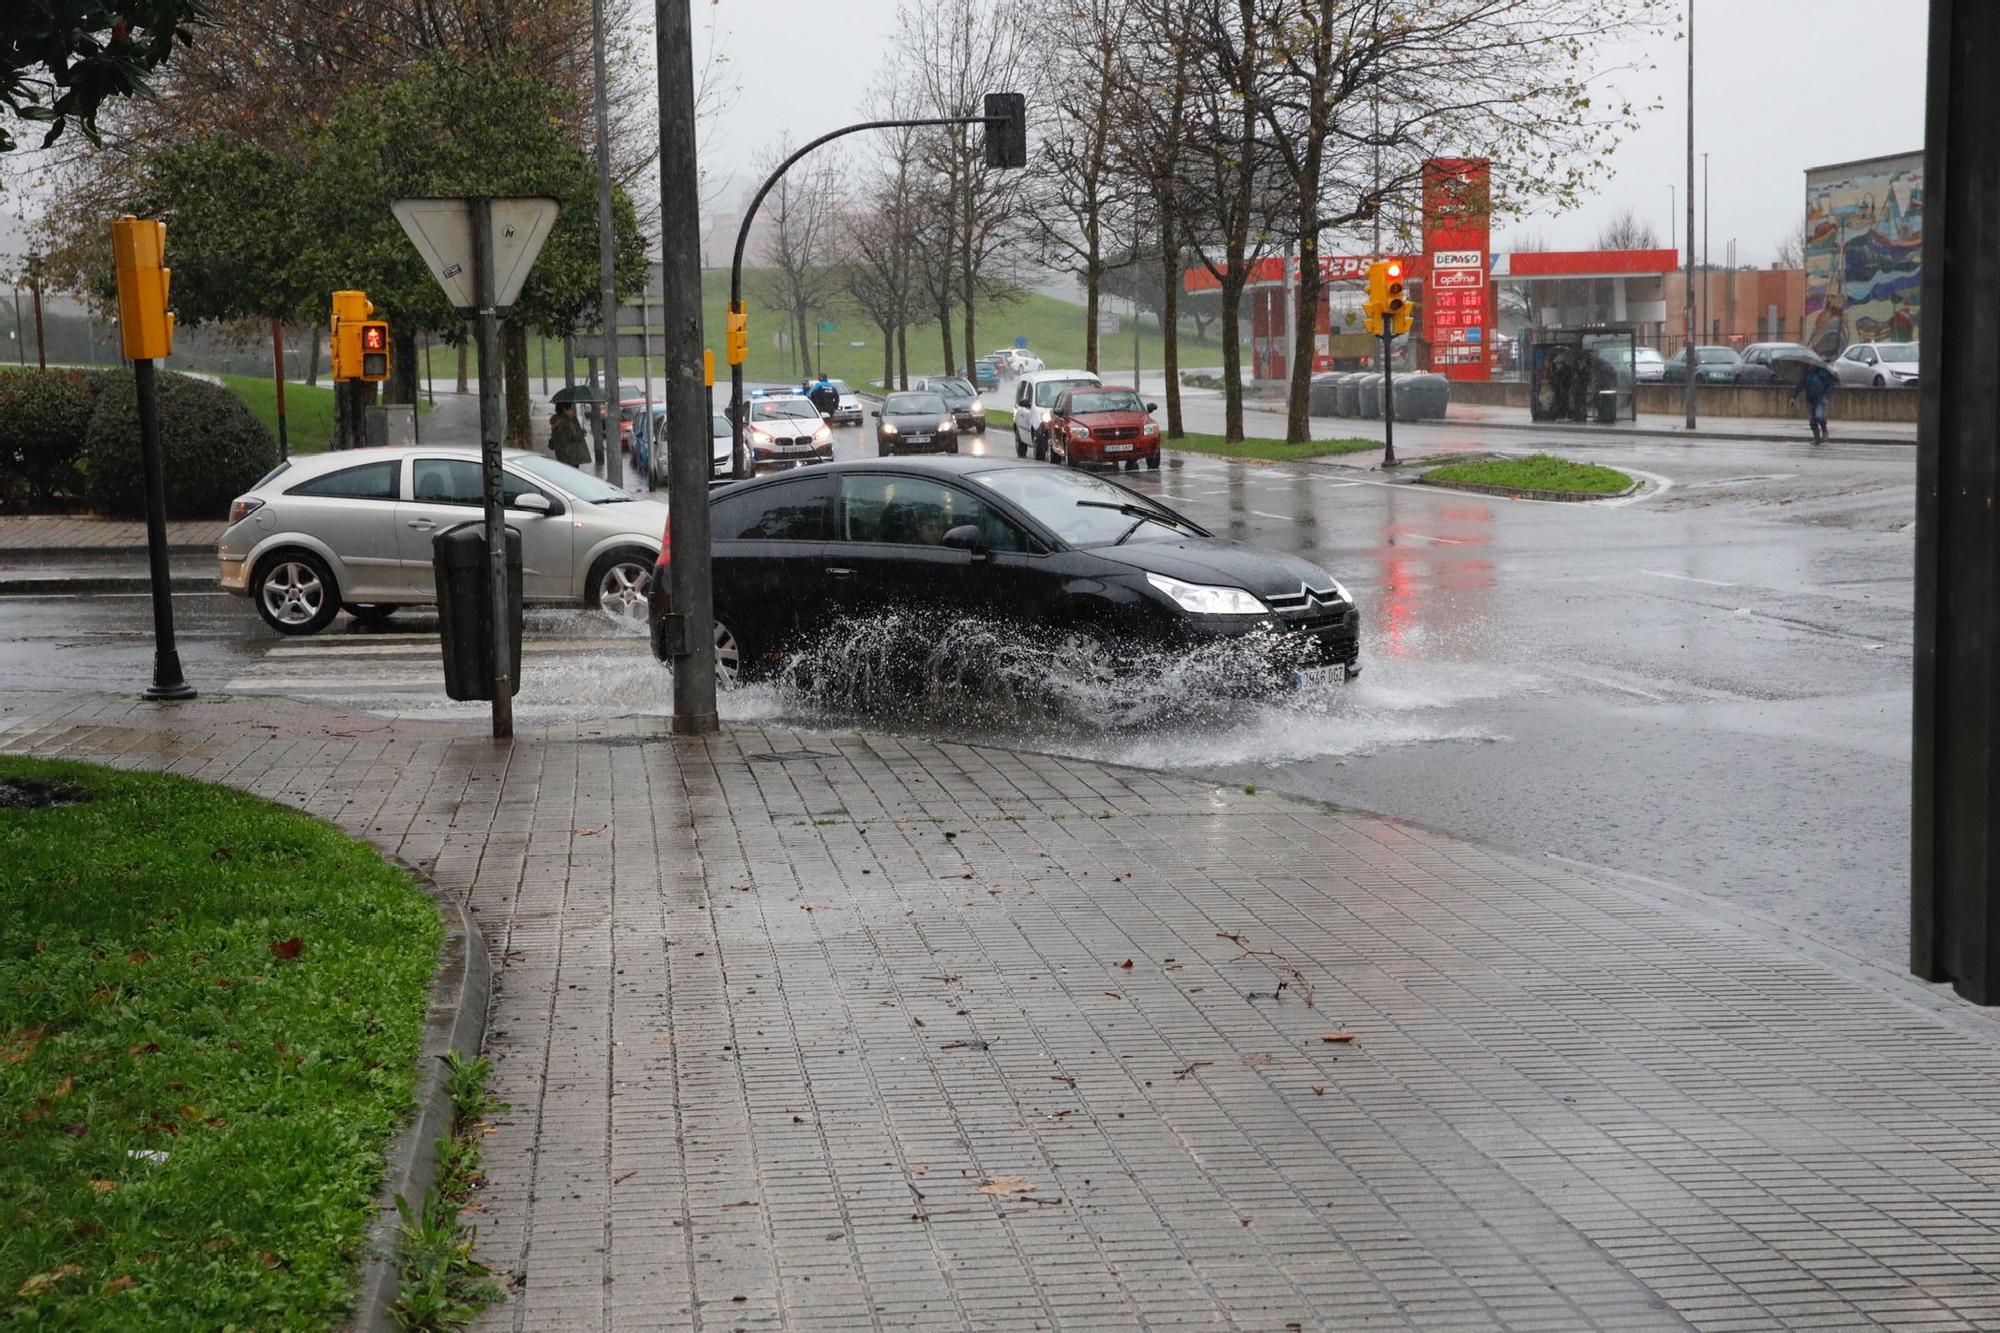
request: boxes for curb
[349,885,491,1333]
[0,544,214,560]
[1426,414,1914,447]
[0,575,213,595]
[1412,474,1640,503]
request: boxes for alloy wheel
[596,559,652,626]
[261,561,325,627]
[714,620,741,688]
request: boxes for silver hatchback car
[218,446,666,635]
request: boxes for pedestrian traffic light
[329,290,376,381]
[725,304,748,366]
[358,320,390,381]
[983,92,1027,169]
[109,216,173,361]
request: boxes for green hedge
[81,370,278,519]
[0,369,97,505]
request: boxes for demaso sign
[1421,159,1493,381]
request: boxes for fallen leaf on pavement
[1321,1033,1355,1044]
[1119,959,1133,969]
[977,1175,1035,1197]
[575,826,606,836]
[18,1265,82,1297]
[1312,1085,1326,1096]
[613,1170,637,1185]
[268,937,303,961]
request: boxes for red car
[1045,385,1163,470]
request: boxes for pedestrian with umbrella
[1788,358,1840,443]
[549,399,591,467]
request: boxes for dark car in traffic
[647,457,1360,687]
[1661,345,1747,384]
[1046,385,1162,471]
[1734,342,1833,387]
[873,391,960,456]
[910,375,989,435]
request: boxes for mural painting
[1803,153,1922,357]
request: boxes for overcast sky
[691,0,1928,268]
[0,0,1929,274]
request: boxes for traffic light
[109,216,173,361]
[725,303,748,366]
[329,290,376,381]
[1384,262,1412,336]
[358,320,390,381]
[703,348,715,388]
[984,92,1027,169]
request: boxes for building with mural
[1803,151,1923,356]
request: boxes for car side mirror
[870,410,880,418]
[942,524,986,555]
[1146,401,1159,413]
[512,492,553,515]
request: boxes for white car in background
[219,447,665,635]
[1011,368,1102,460]
[642,408,735,484]
[1832,341,1920,389]
[990,348,1044,375]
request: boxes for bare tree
[1775,217,1812,270]
[1596,206,1659,250]
[1499,229,1550,329]
[751,138,846,380]
[841,119,925,389]
[1021,0,1144,374]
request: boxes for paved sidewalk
[0,514,223,555]
[5,688,1999,1331]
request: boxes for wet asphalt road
[0,417,1914,966]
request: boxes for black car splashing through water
[648,457,1360,700]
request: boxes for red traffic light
[361,323,387,352]
[1385,262,1402,279]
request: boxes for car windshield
[511,453,632,503]
[710,413,731,436]
[1635,348,1664,363]
[932,377,975,396]
[1878,344,1919,363]
[1067,390,1146,414]
[886,393,948,415]
[830,381,853,394]
[752,398,819,421]
[1034,378,1096,407]
[973,467,1195,547]
[1697,348,1739,363]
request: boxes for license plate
[909,434,931,443]
[1104,443,1133,453]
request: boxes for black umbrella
[550,384,603,405]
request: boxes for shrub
[0,368,97,505]
[81,369,278,519]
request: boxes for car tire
[1873,375,1886,388]
[1146,453,1161,470]
[586,546,655,628]
[713,612,745,688]
[1015,435,1028,458]
[253,550,341,636]
[1032,425,1049,462]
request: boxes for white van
[1012,369,1102,458]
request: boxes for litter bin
[1308,373,1342,417]
[1396,373,1452,421]
[433,521,523,701]
[1596,389,1620,424]
[1334,372,1365,417]
[1356,373,1382,419]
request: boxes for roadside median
[1415,452,1637,501]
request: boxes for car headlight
[1072,424,1092,439]
[813,426,832,443]
[940,420,956,432]
[749,428,772,444]
[1142,421,1160,437]
[971,399,984,412]
[881,422,898,435]
[1146,572,1266,616]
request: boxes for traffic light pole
[471,198,513,740]
[1381,316,1397,467]
[134,358,194,700]
[725,107,1020,480]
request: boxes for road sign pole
[134,358,194,700]
[270,318,290,460]
[590,0,623,488]
[1381,316,1397,467]
[472,198,513,740]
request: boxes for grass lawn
[219,374,435,456]
[1167,432,1379,463]
[0,757,442,1327]
[1422,453,1633,495]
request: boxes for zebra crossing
[221,628,664,718]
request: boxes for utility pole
[657,0,720,734]
[1683,0,1697,430]
[1380,313,1396,466]
[270,318,290,460]
[28,251,45,371]
[471,200,513,740]
[590,0,624,488]
[11,285,24,366]
[1702,151,1711,345]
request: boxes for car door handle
[825,566,855,579]
[406,519,435,530]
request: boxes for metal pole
[1381,315,1396,466]
[270,317,290,460]
[1669,184,1676,254]
[472,197,513,740]
[10,286,23,365]
[540,335,549,399]
[30,264,45,371]
[1683,0,1697,429]
[425,333,435,407]
[1702,151,1710,344]
[640,284,655,490]
[134,358,194,700]
[659,0,719,733]
[591,0,624,488]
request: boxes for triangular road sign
[392,197,560,314]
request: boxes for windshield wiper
[1074,499,1198,544]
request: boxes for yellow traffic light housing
[1383,262,1411,335]
[358,320,390,381]
[703,348,715,388]
[725,303,748,366]
[110,216,174,361]
[329,290,376,381]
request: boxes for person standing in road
[809,374,839,420]
[549,401,591,467]
[1791,361,1840,443]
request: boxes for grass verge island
[0,758,444,1327]
[1421,453,1634,497]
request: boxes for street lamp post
[590,0,623,489]
[1682,0,1697,430]
[27,251,46,371]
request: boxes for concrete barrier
[1441,376,1917,422]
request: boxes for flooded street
[2,422,1914,964]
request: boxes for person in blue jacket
[1791,361,1840,443]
